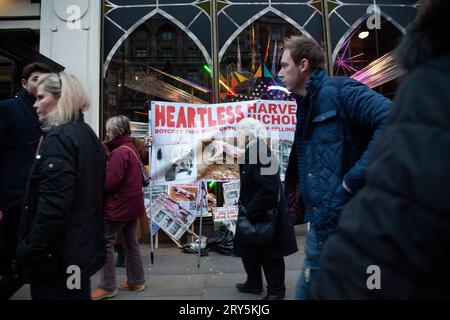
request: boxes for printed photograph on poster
[157,192,195,227]
[223,181,240,206]
[144,198,160,235]
[150,185,169,201]
[212,206,238,234]
[197,138,242,181]
[169,184,198,214]
[154,144,196,183]
[195,182,221,216]
[151,205,185,240]
[169,184,198,202]
[168,221,182,237]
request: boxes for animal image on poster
[197,138,242,180]
[154,144,196,183]
[169,184,198,202]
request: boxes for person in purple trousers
[92,115,146,300]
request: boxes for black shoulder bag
[236,186,280,246]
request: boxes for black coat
[233,140,298,259]
[0,90,42,210]
[16,116,107,284]
[310,52,450,299]
[0,90,41,274]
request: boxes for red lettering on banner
[247,103,257,113]
[261,115,270,124]
[279,104,288,114]
[272,115,281,125]
[167,106,176,127]
[268,104,277,114]
[258,103,267,113]
[176,107,187,128]
[288,104,296,115]
[282,115,291,125]
[207,108,217,126]
[217,106,226,125]
[155,104,165,127]
[187,107,196,128]
[197,108,207,127]
[235,105,244,122]
[226,106,235,124]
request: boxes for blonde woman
[15,72,107,300]
[91,115,146,300]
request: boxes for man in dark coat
[279,36,391,299]
[15,72,106,300]
[234,118,298,300]
[310,0,450,299]
[0,63,51,299]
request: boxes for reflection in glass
[219,12,302,103]
[103,14,212,129]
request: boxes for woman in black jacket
[233,117,298,300]
[311,0,450,299]
[15,72,107,300]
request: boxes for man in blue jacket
[0,62,51,299]
[280,36,390,299]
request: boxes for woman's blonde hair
[105,115,131,142]
[37,72,89,128]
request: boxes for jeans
[294,224,324,299]
[30,278,90,300]
[98,220,145,291]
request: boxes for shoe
[118,282,145,292]
[236,283,263,294]
[91,288,118,300]
[115,258,125,268]
[262,293,285,300]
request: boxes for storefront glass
[102,0,418,133]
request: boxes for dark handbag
[119,145,150,187]
[236,187,280,246]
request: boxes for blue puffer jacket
[284,68,390,244]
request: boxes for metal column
[210,0,220,103]
[320,0,334,76]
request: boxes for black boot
[114,244,125,268]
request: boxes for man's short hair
[21,63,52,80]
[283,36,326,69]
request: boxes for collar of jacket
[107,133,132,151]
[18,89,36,106]
[291,68,328,107]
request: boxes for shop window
[220,12,303,103]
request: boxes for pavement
[10,225,307,300]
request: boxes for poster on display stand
[212,206,239,234]
[149,100,297,249]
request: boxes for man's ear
[21,79,28,90]
[298,58,310,73]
